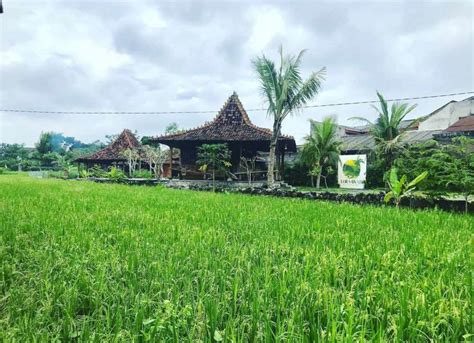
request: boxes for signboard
[338,155,367,189]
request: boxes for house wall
[419,98,473,131]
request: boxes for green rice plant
[0,175,471,341]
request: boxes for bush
[88,165,107,178]
[394,138,473,194]
[132,170,154,179]
[107,166,126,180]
[284,162,311,186]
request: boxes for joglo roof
[75,129,141,162]
[151,92,297,151]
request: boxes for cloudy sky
[0,0,472,146]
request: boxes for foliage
[53,154,74,178]
[141,145,167,178]
[395,138,473,212]
[253,46,325,184]
[300,118,341,188]
[88,165,107,178]
[121,148,141,176]
[79,169,90,178]
[164,122,180,178]
[283,161,311,186]
[365,152,386,188]
[351,92,417,141]
[240,156,257,185]
[0,143,31,171]
[197,144,231,190]
[384,168,428,207]
[165,122,179,135]
[0,175,471,341]
[351,92,417,174]
[49,132,87,153]
[132,169,154,179]
[107,166,126,180]
[35,132,53,155]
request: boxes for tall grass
[0,175,472,341]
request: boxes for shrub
[132,170,154,179]
[79,169,90,178]
[107,166,126,180]
[88,165,107,178]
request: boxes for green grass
[0,175,472,341]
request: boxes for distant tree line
[0,132,104,172]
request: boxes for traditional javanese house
[75,129,141,171]
[150,92,297,180]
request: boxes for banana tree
[384,168,428,208]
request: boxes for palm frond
[252,55,278,118]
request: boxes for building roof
[445,115,474,132]
[151,92,297,151]
[75,129,141,162]
[340,130,443,152]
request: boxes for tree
[440,137,474,213]
[165,123,179,178]
[196,144,231,191]
[142,145,167,179]
[300,118,341,188]
[53,154,74,178]
[0,143,31,170]
[351,92,417,175]
[240,155,257,186]
[253,46,325,185]
[394,137,473,213]
[121,148,140,176]
[35,132,53,155]
[384,168,428,208]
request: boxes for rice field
[0,175,472,341]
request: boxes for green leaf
[389,168,398,187]
[384,192,393,203]
[407,171,428,188]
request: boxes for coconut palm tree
[253,46,325,185]
[300,118,341,188]
[351,91,417,172]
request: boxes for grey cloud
[0,0,472,146]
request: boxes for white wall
[419,98,473,131]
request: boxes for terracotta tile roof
[445,115,474,132]
[151,92,296,149]
[75,129,141,162]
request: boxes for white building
[418,96,473,131]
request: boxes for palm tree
[351,91,417,172]
[300,118,341,188]
[253,46,325,185]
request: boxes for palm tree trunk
[267,121,281,186]
[316,172,321,189]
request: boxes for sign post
[338,155,367,189]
